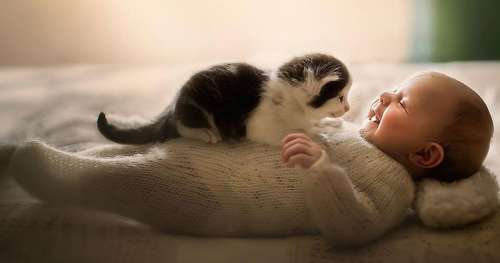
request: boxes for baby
[282,71,494,184]
[9,71,496,248]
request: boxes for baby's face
[361,74,458,161]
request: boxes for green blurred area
[412,0,500,62]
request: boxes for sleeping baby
[9,71,498,247]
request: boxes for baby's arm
[282,133,402,247]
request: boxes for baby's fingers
[282,137,311,154]
[282,133,311,145]
[282,143,312,163]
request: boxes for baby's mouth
[369,115,380,124]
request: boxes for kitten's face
[277,53,351,122]
[305,76,351,120]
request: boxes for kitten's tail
[97,111,179,145]
[0,143,17,166]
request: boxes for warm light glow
[0,0,412,65]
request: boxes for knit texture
[10,123,416,246]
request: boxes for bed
[1,62,499,262]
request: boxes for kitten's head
[277,53,351,122]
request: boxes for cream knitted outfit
[10,123,415,247]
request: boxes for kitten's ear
[302,69,318,95]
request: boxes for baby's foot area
[10,140,48,172]
[0,143,17,166]
[9,140,81,203]
[10,141,54,199]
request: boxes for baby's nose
[373,98,386,118]
[344,104,350,112]
[380,92,397,105]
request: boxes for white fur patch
[246,78,312,145]
[245,74,350,145]
[176,121,220,144]
[415,166,499,228]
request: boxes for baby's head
[361,71,494,182]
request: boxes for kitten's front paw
[315,117,343,128]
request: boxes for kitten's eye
[339,96,344,103]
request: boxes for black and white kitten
[97,53,351,146]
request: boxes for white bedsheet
[1,62,499,262]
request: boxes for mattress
[0,62,499,262]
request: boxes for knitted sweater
[10,122,415,247]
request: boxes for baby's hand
[281,133,323,169]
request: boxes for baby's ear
[409,142,444,169]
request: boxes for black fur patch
[277,53,350,108]
[308,80,345,108]
[176,63,269,140]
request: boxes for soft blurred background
[2,2,500,261]
[1,0,499,66]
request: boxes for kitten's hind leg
[175,103,221,144]
[177,122,220,144]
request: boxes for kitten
[97,53,351,146]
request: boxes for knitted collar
[319,119,499,228]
